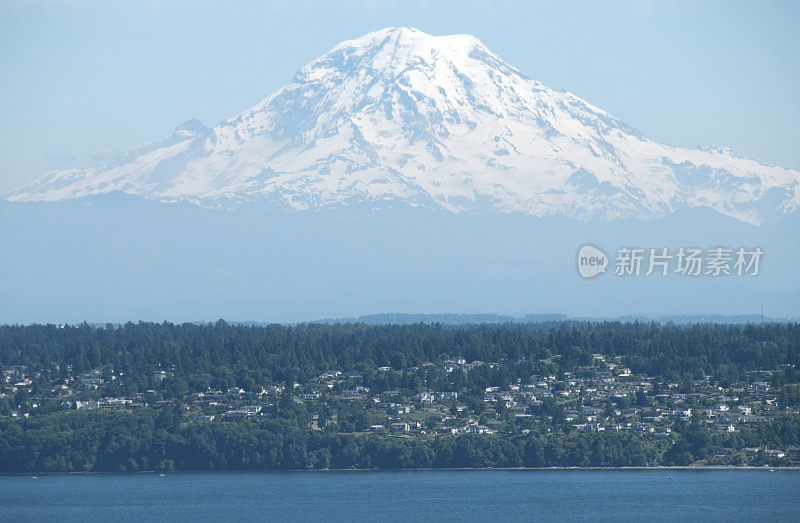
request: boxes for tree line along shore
[1,321,798,472]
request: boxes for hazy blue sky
[1,0,798,194]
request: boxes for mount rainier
[6,27,799,224]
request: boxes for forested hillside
[1,321,798,472]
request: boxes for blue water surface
[1,469,798,522]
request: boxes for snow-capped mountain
[7,27,800,224]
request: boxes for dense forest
[3,320,798,384]
[1,321,798,472]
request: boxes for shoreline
[3,465,799,476]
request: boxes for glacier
[6,27,800,225]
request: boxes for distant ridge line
[274,313,794,326]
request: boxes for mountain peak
[334,26,485,53]
[6,28,800,224]
[299,27,496,87]
[172,119,210,139]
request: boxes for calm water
[1,470,798,522]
